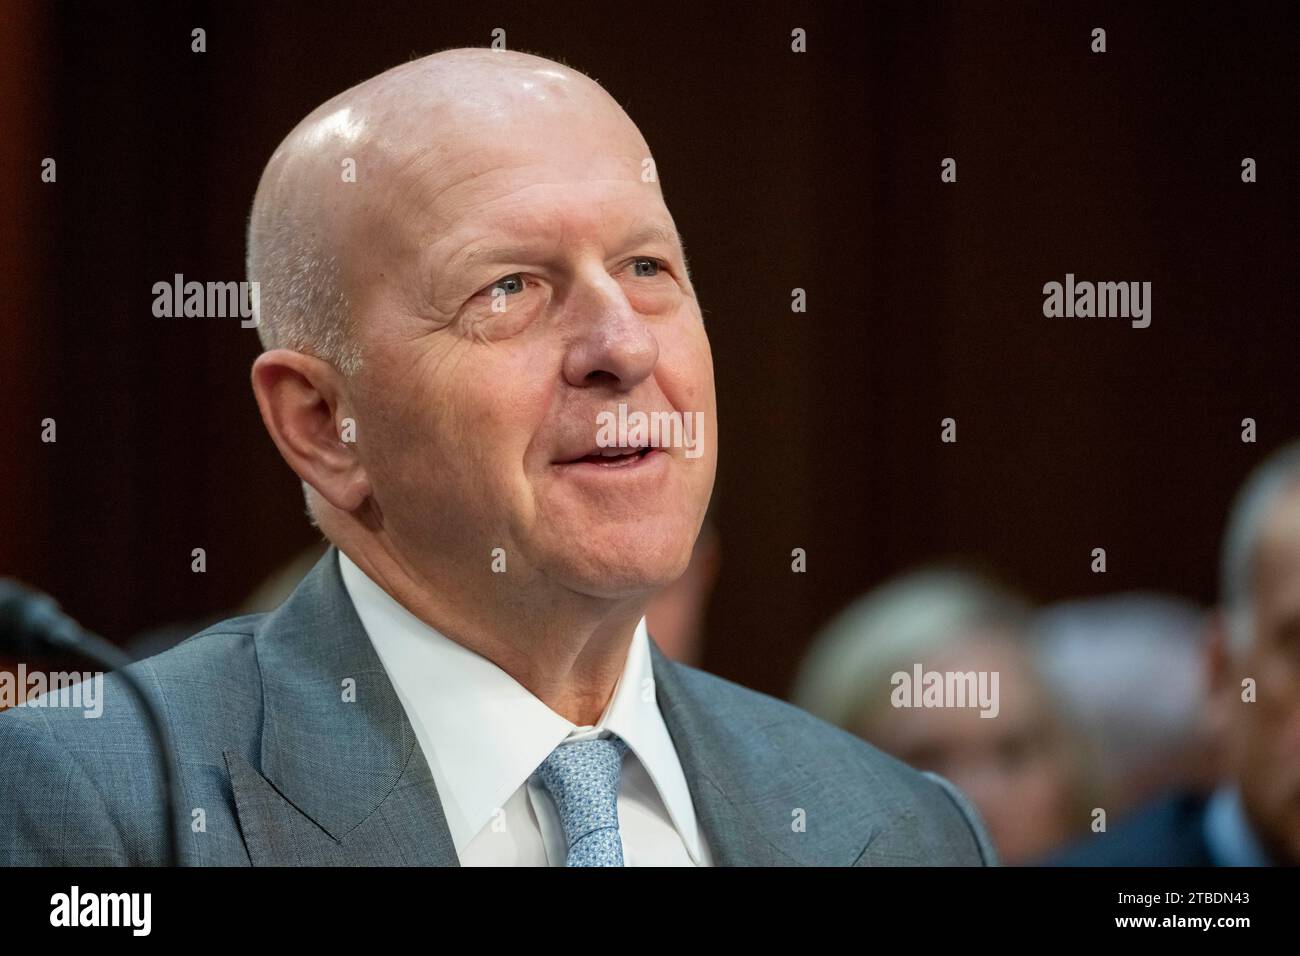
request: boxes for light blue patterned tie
[534,735,630,866]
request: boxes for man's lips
[554,446,657,467]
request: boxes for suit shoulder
[146,612,265,673]
[663,660,994,863]
[668,660,918,779]
[115,612,268,745]
[0,612,270,864]
[0,614,267,783]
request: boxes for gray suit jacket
[0,549,997,866]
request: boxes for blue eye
[633,258,661,277]
[488,273,526,296]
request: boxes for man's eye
[632,257,661,277]
[485,273,526,297]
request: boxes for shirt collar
[336,549,705,863]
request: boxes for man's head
[1211,441,1300,864]
[247,49,717,611]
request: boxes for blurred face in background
[1223,484,1300,864]
[854,633,1086,865]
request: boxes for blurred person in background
[1033,594,1215,816]
[645,518,719,667]
[1051,441,1300,866]
[792,569,1095,865]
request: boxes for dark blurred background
[2,0,1296,699]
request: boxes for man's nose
[561,273,658,390]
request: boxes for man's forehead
[406,120,647,199]
[358,109,647,241]
[451,169,664,226]
[407,153,673,252]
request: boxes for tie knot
[535,735,630,866]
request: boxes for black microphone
[0,579,183,866]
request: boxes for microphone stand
[2,583,183,867]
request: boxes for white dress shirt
[337,551,712,866]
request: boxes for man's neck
[338,538,648,726]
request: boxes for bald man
[0,49,994,866]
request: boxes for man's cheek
[364,407,445,484]
[658,351,713,411]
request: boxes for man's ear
[1202,609,1246,780]
[251,349,371,512]
[1204,609,1236,697]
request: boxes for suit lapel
[649,641,804,866]
[229,548,827,866]
[228,547,458,866]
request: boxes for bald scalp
[245,47,627,375]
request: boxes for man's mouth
[556,446,657,468]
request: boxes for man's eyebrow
[610,223,693,282]
[452,222,685,271]
[620,223,684,252]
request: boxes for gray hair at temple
[791,568,1029,731]
[1220,439,1300,651]
[245,206,359,376]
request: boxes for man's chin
[529,508,701,596]
[564,560,689,600]
[545,543,694,601]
